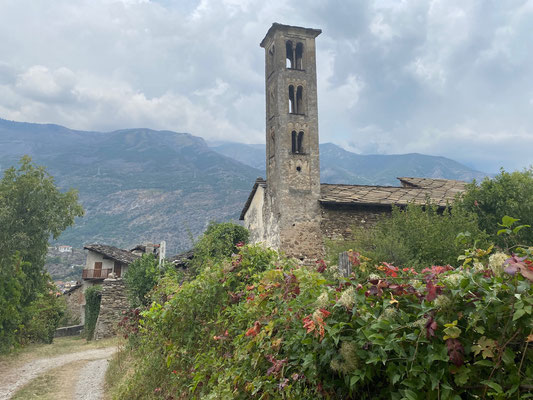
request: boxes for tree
[0,156,84,305]
[458,168,533,248]
[0,156,83,351]
[125,254,160,307]
[191,222,249,272]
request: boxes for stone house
[240,23,466,261]
[82,243,139,283]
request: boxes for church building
[240,23,466,261]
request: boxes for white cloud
[0,0,531,172]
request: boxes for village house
[240,23,466,261]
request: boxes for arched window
[295,43,304,69]
[288,85,295,114]
[297,131,304,153]
[291,131,297,153]
[296,86,303,114]
[286,41,294,68]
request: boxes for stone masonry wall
[94,278,129,340]
[321,204,390,241]
[63,285,84,325]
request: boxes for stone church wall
[94,278,129,340]
[320,204,390,241]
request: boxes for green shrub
[84,285,102,340]
[190,222,249,273]
[458,168,533,248]
[21,285,65,344]
[125,254,161,308]
[329,202,488,270]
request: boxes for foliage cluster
[125,254,162,307]
[330,202,487,270]
[0,157,83,352]
[459,168,533,248]
[113,237,532,399]
[189,221,249,274]
[84,285,102,341]
[19,285,65,344]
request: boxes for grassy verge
[104,346,136,400]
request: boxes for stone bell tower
[260,23,323,260]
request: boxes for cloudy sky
[0,0,532,173]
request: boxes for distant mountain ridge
[210,142,489,185]
[0,118,489,255]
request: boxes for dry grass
[11,360,87,400]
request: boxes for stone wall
[320,204,390,241]
[63,285,84,325]
[93,278,129,340]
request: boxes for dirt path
[0,347,116,400]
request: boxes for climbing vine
[84,285,102,341]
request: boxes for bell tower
[260,23,323,260]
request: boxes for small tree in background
[458,168,533,248]
[190,222,249,273]
[125,254,160,307]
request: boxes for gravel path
[74,358,111,400]
[0,347,116,400]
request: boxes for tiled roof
[240,177,466,219]
[84,244,140,264]
[167,249,195,268]
[320,177,467,208]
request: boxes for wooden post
[338,251,352,278]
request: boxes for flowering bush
[112,237,532,399]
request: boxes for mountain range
[0,118,489,254]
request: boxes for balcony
[82,268,113,280]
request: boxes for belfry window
[288,85,304,114]
[286,40,304,70]
[288,85,295,113]
[291,131,304,154]
[295,43,303,69]
[296,86,303,114]
[286,41,294,68]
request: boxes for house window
[94,261,102,270]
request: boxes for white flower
[488,252,508,276]
[434,295,452,309]
[337,286,355,309]
[315,291,329,308]
[369,273,380,281]
[442,273,462,288]
[473,262,485,273]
